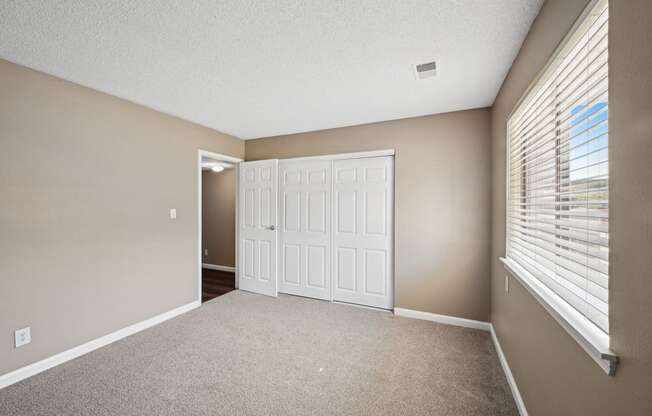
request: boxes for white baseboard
[490,325,528,416]
[202,263,236,273]
[333,300,393,313]
[393,307,492,331]
[0,300,200,390]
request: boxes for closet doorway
[238,150,394,310]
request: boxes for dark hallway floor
[202,268,235,302]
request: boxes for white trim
[278,149,395,164]
[333,300,393,313]
[393,308,491,332]
[198,150,243,302]
[0,300,200,390]
[234,163,240,289]
[329,159,334,302]
[490,325,528,416]
[202,263,236,273]
[198,150,242,164]
[500,257,618,375]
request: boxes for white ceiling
[0,0,542,139]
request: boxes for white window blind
[507,0,609,335]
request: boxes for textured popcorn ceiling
[0,0,542,139]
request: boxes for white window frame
[500,0,618,376]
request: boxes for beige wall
[491,1,652,415]
[202,169,236,267]
[246,109,493,321]
[0,59,244,376]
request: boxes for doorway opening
[198,150,242,303]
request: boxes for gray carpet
[0,291,517,415]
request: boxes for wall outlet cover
[170,208,177,219]
[15,327,31,348]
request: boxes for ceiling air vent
[414,61,436,80]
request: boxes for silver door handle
[266,225,276,231]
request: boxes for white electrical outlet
[204,249,208,256]
[505,275,510,293]
[169,208,177,219]
[15,327,31,348]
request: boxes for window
[504,0,616,374]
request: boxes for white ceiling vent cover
[414,61,437,80]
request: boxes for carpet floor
[0,291,517,415]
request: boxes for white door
[278,160,331,300]
[238,160,278,297]
[332,156,394,309]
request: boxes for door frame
[277,148,394,163]
[197,149,243,303]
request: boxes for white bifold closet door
[332,156,394,309]
[278,160,331,300]
[238,160,278,297]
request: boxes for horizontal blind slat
[507,220,609,248]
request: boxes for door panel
[364,189,387,235]
[243,239,255,279]
[260,188,271,227]
[337,190,357,234]
[364,249,387,295]
[336,247,357,292]
[283,244,301,285]
[306,245,327,288]
[332,156,393,309]
[278,160,331,300]
[307,191,327,232]
[238,160,278,297]
[284,191,301,232]
[258,240,271,281]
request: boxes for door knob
[267,225,276,231]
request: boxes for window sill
[500,257,618,376]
